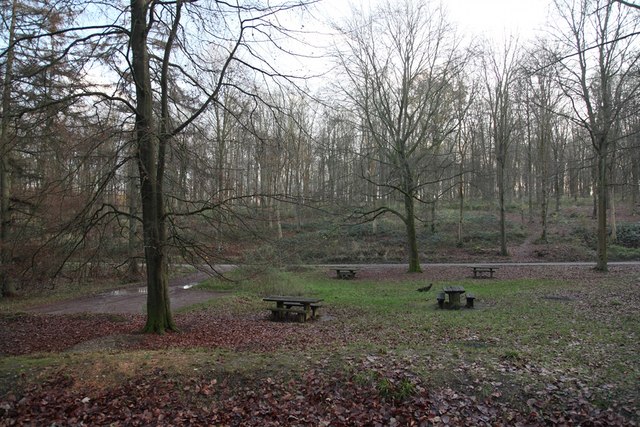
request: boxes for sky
[311,0,555,42]
[285,0,557,83]
[84,0,558,92]
[446,0,553,41]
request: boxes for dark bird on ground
[416,284,433,292]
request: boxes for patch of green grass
[608,244,640,260]
[197,268,310,297]
[2,268,638,421]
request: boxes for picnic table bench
[263,295,323,322]
[437,286,475,309]
[335,267,357,280]
[471,265,498,278]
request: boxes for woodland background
[0,0,639,298]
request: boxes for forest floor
[1,261,639,425]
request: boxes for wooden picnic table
[335,267,357,280]
[263,295,323,322]
[443,286,466,309]
[437,286,475,309]
[471,265,498,278]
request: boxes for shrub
[614,223,640,248]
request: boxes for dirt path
[28,272,226,315]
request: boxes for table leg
[449,293,461,309]
[276,302,284,320]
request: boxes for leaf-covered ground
[1,355,634,426]
[1,264,639,426]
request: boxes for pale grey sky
[447,0,552,40]
[313,0,553,41]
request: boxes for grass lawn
[1,265,638,425]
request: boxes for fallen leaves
[0,312,321,356]
[1,361,635,426]
[0,313,144,355]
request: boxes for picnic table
[335,267,357,280]
[471,265,498,278]
[444,285,465,309]
[263,295,323,322]
[437,286,475,309]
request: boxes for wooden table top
[263,295,323,304]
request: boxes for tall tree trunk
[457,160,464,247]
[126,155,140,280]
[610,185,617,243]
[539,127,549,243]
[631,154,639,208]
[0,0,17,297]
[131,0,176,333]
[526,114,534,223]
[540,183,548,242]
[276,201,283,240]
[404,192,421,273]
[498,154,508,256]
[609,140,618,243]
[430,196,436,233]
[595,146,608,271]
[402,157,421,273]
[554,170,561,214]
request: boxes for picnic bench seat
[270,307,307,322]
[281,301,323,318]
[336,267,357,279]
[437,292,445,309]
[471,266,498,278]
[466,293,475,308]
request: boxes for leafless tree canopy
[1,0,639,326]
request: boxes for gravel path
[28,271,225,315]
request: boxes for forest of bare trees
[1,0,639,331]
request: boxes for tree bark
[595,148,608,271]
[497,155,508,256]
[457,158,464,247]
[0,0,17,297]
[539,122,549,243]
[403,192,421,273]
[130,0,176,333]
[126,155,140,280]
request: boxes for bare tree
[128,0,314,332]
[453,76,478,247]
[482,39,521,256]
[335,0,463,272]
[1,0,314,330]
[523,46,567,243]
[551,0,640,271]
